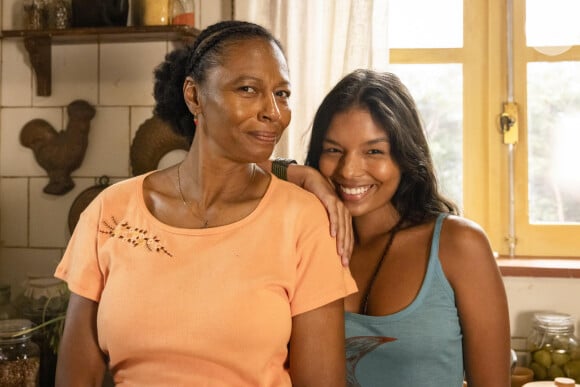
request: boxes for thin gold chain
[176,163,208,227]
[176,163,257,228]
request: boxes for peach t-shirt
[55,173,357,386]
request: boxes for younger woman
[288,69,511,386]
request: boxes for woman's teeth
[340,185,371,195]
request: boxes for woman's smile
[248,129,279,145]
[337,184,373,201]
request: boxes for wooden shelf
[1,26,200,96]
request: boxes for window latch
[500,102,519,145]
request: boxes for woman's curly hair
[153,21,285,144]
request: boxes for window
[388,0,580,257]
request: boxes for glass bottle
[47,0,71,29]
[527,312,580,382]
[170,0,195,26]
[23,0,49,30]
[132,0,170,26]
[0,284,19,320]
[0,319,41,387]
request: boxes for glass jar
[0,284,19,321]
[170,0,195,26]
[527,312,580,382]
[18,277,68,387]
[0,319,41,387]
[23,0,49,30]
[47,0,71,29]
[21,277,68,319]
[132,0,170,26]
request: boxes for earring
[193,114,198,126]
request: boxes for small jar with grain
[0,319,40,387]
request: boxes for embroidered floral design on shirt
[100,216,173,257]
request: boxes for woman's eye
[367,149,385,155]
[239,86,257,93]
[322,147,341,154]
[276,90,291,99]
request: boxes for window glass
[526,0,580,48]
[527,62,580,224]
[388,0,463,48]
[388,64,463,209]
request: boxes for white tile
[100,41,169,106]
[1,40,33,106]
[28,177,93,247]
[0,247,63,297]
[2,0,25,30]
[32,44,99,106]
[199,0,223,29]
[75,107,131,177]
[0,107,63,176]
[0,177,28,246]
[27,176,125,247]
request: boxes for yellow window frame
[390,0,580,258]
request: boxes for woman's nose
[259,93,281,121]
[337,153,363,179]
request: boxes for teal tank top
[345,213,464,387]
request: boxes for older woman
[54,21,356,387]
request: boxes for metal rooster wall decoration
[20,100,96,195]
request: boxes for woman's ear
[183,76,201,114]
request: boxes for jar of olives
[527,312,580,382]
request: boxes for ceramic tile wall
[0,0,225,296]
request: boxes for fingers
[323,194,340,241]
[338,204,353,267]
[323,195,353,267]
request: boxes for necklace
[176,163,256,228]
[360,219,404,315]
[177,163,208,227]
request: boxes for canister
[0,319,40,386]
[527,312,580,382]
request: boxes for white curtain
[235,0,390,162]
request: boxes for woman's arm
[55,292,107,387]
[259,160,353,266]
[441,217,511,387]
[289,299,347,387]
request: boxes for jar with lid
[170,0,195,26]
[20,277,68,319]
[0,284,19,320]
[18,277,68,387]
[527,312,580,382]
[0,319,41,387]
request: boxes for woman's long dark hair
[152,20,285,144]
[305,69,458,224]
